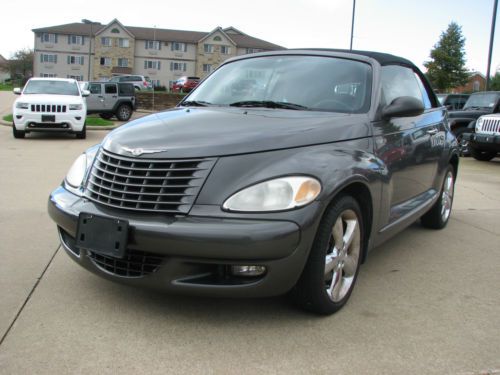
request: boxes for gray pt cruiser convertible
[48,49,459,314]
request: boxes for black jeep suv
[448,91,500,154]
[48,50,459,315]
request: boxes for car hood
[102,107,371,159]
[15,94,83,104]
[448,109,492,119]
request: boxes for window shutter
[144,61,147,69]
[183,63,186,72]
[55,34,58,43]
[81,56,84,65]
[55,55,57,63]
[67,56,70,64]
[158,42,161,50]
[145,41,149,49]
[82,36,85,46]
[171,43,174,51]
[40,54,43,63]
[68,35,71,44]
[170,62,173,71]
[157,61,161,70]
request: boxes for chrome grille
[480,118,500,134]
[31,104,67,112]
[85,149,215,214]
[88,250,165,278]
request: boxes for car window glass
[413,72,432,109]
[89,83,101,94]
[105,84,117,94]
[119,83,135,95]
[380,66,424,107]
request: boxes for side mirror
[13,88,21,95]
[82,90,90,97]
[382,96,424,119]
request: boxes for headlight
[476,117,484,132]
[64,145,99,195]
[69,104,83,110]
[223,176,321,212]
[16,102,29,109]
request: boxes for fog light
[230,265,266,277]
[16,115,22,119]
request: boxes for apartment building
[32,19,284,87]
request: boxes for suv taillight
[143,81,148,87]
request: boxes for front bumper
[48,186,323,297]
[13,110,85,132]
[463,132,500,152]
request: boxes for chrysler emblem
[121,146,168,156]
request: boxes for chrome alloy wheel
[441,171,454,223]
[324,209,361,302]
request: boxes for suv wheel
[12,123,25,139]
[116,104,132,121]
[454,127,470,156]
[470,148,496,161]
[421,165,455,229]
[76,126,86,139]
[292,195,363,315]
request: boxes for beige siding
[196,30,237,78]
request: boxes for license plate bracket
[76,213,129,258]
[42,115,55,122]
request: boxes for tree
[5,49,33,84]
[490,72,500,90]
[424,22,469,92]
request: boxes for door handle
[98,95,103,98]
[112,96,117,98]
[426,128,438,135]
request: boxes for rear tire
[421,165,455,229]
[470,148,496,161]
[76,126,86,139]
[292,195,364,315]
[12,123,25,139]
[454,127,471,157]
[116,104,132,121]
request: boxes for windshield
[464,93,499,109]
[24,80,80,96]
[185,56,372,113]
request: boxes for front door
[86,83,104,111]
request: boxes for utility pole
[82,19,98,81]
[350,0,356,50]
[486,0,498,90]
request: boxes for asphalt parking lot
[0,124,499,374]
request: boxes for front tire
[76,126,86,139]
[421,165,455,229]
[470,148,496,161]
[12,123,25,139]
[292,195,364,315]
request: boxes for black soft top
[298,48,416,68]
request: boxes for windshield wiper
[229,100,309,110]
[180,100,212,107]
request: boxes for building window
[213,36,222,41]
[151,79,161,87]
[144,60,161,70]
[171,42,187,52]
[118,38,129,48]
[204,44,214,53]
[68,35,84,45]
[146,40,160,50]
[42,33,57,43]
[473,80,480,92]
[111,28,120,34]
[203,64,212,73]
[67,75,83,81]
[101,37,112,47]
[170,62,187,71]
[67,55,84,65]
[40,54,57,63]
[100,57,112,66]
[245,48,261,54]
[40,73,57,78]
[220,45,231,55]
[117,58,128,67]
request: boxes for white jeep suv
[12,78,89,139]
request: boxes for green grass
[2,113,113,126]
[0,83,13,91]
[85,115,114,126]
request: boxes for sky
[1,0,499,75]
